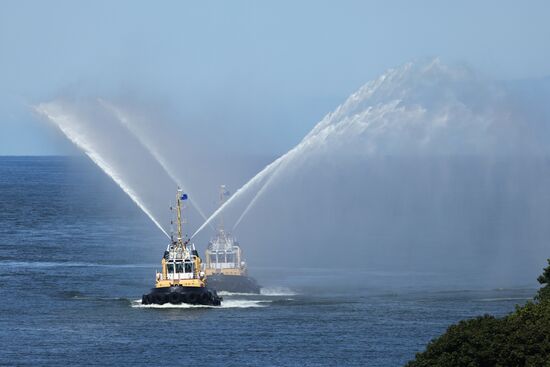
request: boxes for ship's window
[166,263,174,274]
[185,262,192,273]
[210,255,217,263]
[175,262,184,273]
[226,254,235,263]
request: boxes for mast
[176,188,187,250]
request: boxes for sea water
[0,157,532,366]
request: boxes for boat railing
[209,262,238,269]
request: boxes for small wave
[59,290,87,299]
[59,292,133,305]
[131,299,269,309]
[217,291,259,296]
[477,297,531,302]
[0,260,155,268]
[1,260,91,268]
[260,287,296,296]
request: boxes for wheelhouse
[157,240,204,284]
[204,229,247,276]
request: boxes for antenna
[176,187,188,249]
[169,203,174,242]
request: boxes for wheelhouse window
[175,262,184,273]
[166,263,175,274]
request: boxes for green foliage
[407,260,550,367]
[536,259,550,302]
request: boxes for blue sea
[0,157,534,366]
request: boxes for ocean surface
[0,156,535,366]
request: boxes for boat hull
[142,286,222,306]
[206,274,261,294]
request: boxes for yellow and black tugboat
[142,189,222,306]
[203,185,261,294]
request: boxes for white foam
[131,299,268,309]
[216,288,297,297]
[217,291,259,296]
[260,287,297,296]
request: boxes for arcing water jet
[98,99,211,224]
[35,101,172,238]
[194,59,549,247]
[191,156,284,238]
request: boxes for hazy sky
[1,0,550,155]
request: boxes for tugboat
[141,189,222,306]
[203,185,261,294]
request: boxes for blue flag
[181,193,188,200]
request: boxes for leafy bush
[406,260,550,367]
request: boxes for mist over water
[35,59,550,287]
[194,60,529,236]
[194,59,550,286]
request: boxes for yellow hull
[155,278,205,288]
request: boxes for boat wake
[131,287,297,308]
[216,287,296,297]
[217,291,259,296]
[131,299,269,309]
[260,287,296,296]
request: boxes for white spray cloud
[196,60,505,236]
[193,59,550,282]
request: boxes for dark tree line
[406,260,550,367]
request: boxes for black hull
[207,274,261,294]
[142,286,222,306]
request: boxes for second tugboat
[142,189,222,306]
[203,185,261,294]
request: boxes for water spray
[232,163,279,230]
[191,152,286,239]
[98,99,212,224]
[192,113,340,238]
[35,102,171,239]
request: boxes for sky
[1,0,550,155]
